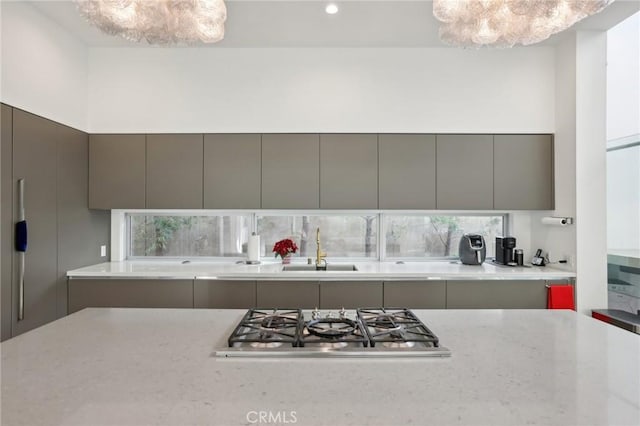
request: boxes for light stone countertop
[66,260,576,281]
[1,308,638,426]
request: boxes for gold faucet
[315,227,327,268]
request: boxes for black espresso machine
[495,236,517,266]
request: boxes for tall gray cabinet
[1,105,13,341]
[1,106,109,340]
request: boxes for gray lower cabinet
[436,134,494,209]
[383,281,446,309]
[378,134,436,209]
[194,280,256,309]
[494,134,554,210]
[256,281,319,309]
[261,134,320,209]
[89,134,146,209]
[204,134,261,209]
[320,134,378,209]
[146,134,203,209]
[68,279,194,313]
[320,281,383,309]
[446,280,548,309]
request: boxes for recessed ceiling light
[325,3,339,15]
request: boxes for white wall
[0,1,88,131]
[87,47,555,134]
[607,12,640,142]
[574,31,608,314]
[606,12,640,252]
[530,35,577,275]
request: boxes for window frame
[124,210,509,261]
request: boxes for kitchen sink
[282,264,359,272]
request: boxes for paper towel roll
[248,234,260,262]
[541,217,572,226]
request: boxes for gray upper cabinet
[494,134,554,210]
[320,134,378,209]
[379,134,436,209]
[146,134,203,209]
[436,134,494,210]
[89,134,146,209]
[262,134,319,209]
[204,134,261,209]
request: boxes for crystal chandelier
[433,0,613,47]
[76,0,227,45]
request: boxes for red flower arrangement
[272,238,298,259]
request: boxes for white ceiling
[28,0,640,48]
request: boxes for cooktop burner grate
[228,308,302,347]
[300,316,368,347]
[357,308,441,348]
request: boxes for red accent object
[272,238,298,259]
[547,285,575,310]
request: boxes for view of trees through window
[385,215,503,258]
[257,215,378,259]
[129,213,505,259]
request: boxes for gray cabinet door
[89,134,146,209]
[194,280,256,309]
[379,134,436,209]
[1,104,13,341]
[12,110,59,336]
[320,134,378,209]
[383,281,446,309]
[146,134,203,209]
[262,134,319,209]
[204,134,261,209]
[57,125,110,319]
[320,281,383,309]
[256,281,319,309]
[436,135,493,209]
[446,280,547,309]
[68,279,194,313]
[494,134,554,210]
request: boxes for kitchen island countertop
[1,308,638,426]
[66,260,575,280]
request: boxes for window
[128,214,251,258]
[384,215,505,258]
[257,214,378,259]
[125,212,505,260]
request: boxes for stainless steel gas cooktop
[214,308,451,358]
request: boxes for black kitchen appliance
[495,236,517,265]
[458,234,486,265]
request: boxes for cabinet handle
[16,178,26,321]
